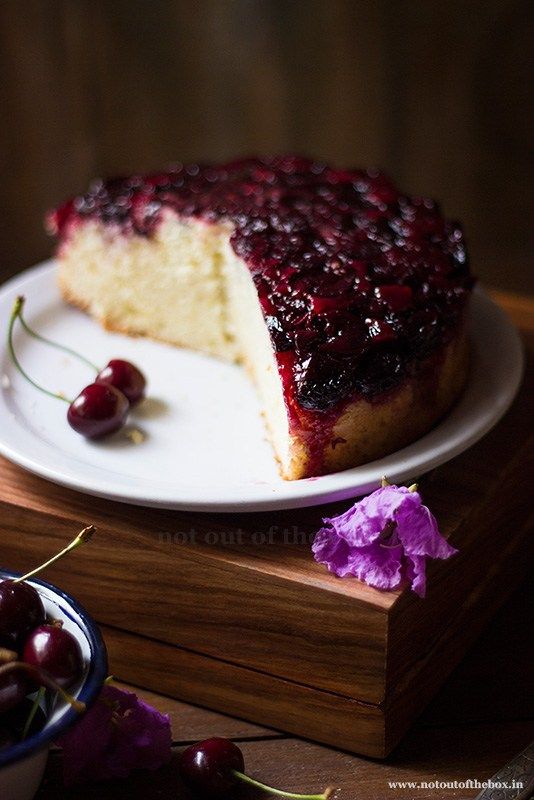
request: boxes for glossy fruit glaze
[50,156,472,421]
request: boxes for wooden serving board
[0,314,532,759]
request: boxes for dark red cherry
[179,737,332,799]
[0,727,16,750]
[0,580,46,647]
[23,625,84,689]
[0,671,28,714]
[179,737,244,797]
[95,359,146,405]
[0,661,85,716]
[67,383,129,438]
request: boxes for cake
[48,156,472,480]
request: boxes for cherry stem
[233,771,333,800]
[15,295,99,372]
[0,648,17,664]
[14,525,96,584]
[0,662,85,714]
[8,297,72,403]
[21,686,46,740]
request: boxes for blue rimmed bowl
[0,569,107,800]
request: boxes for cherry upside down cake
[48,156,473,480]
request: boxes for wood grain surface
[36,575,534,799]
[0,294,532,765]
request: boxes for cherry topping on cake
[374,284,413,311]
[49,156,472,412]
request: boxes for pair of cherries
[8,296,146,439]
[0,527,93,724]
[68,359,145,438]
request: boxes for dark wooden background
[1,0,532,292]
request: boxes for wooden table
[35,292,534,799]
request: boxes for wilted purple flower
[57,684,172,786]
[312,484,457,597]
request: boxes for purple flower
[57,684,172,786]
[312,484,457,597]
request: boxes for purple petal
[57,685,172,786]
[57,691,114,785]
[314,522,404,590]
[396,498,457,559]
[345,541,404,591]
[404,554,427,597]
[312,527,352,576]
[112,695,172,772]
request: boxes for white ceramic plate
[0,261,524,512]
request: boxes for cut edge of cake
[56,213,299,477]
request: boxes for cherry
[23,624,84,689]
[8,297,148,440]
[0,581,45,647]
[67,383,129,438]
[180,737,243,796]
[0,727,15,750]
[0,670,28,715]
[0,662,85,715]
[0,528,93,738]
[0,525,94,649]
[96,359,146,405]
[179,737,332,799]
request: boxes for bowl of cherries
[0,527,107,800]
